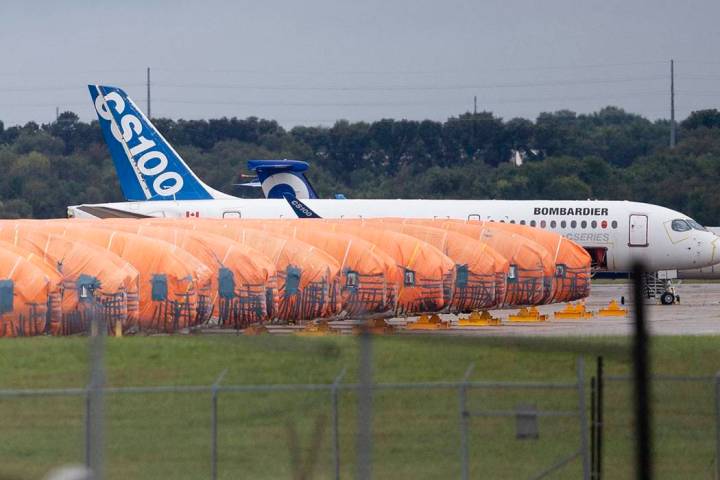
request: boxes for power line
[0,83,144,93]
[150,60,670,75]
[155,76,668,92]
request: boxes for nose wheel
[660,291,676,305]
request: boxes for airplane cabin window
[550,220,557,228]
[581,220,587,229]
[687,219,708,231]
[510,220,516,224]
[591,220,597,229]
[530,220,537,227]
[671,219,691,232]
[601,220,608,229]
[611,220,618,229]
[540,220,547,228]
[520,220,526,225]
[561,220,567,228]
[571,220,577,228]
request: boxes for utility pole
[670,59,676,148]
[146,67,151,119]
[472,96,478,154]
[55,107,59,122]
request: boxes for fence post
[84,388,91,468]
[211,369,228,480]
[576,357,591,480]
[332,367,347,480]
[86,302,105,480]
[459,363,475,480]
[356,331,373,480]
[590,377,596,479]
[715,372,720,480]
[596,356,604,480]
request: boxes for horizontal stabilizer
[247,159,319,199]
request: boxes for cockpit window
[687,219,708,231]
[671,219,691,232]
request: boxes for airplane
[67,85,720,304]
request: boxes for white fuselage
[68,198,720,273]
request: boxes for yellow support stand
[114,320,123,337]
[406,314,450,330]
[352,318,394,335]
[457,310,501,327]
[554,302,594,320]
[243,324,268,335]
[507,307,547,323]
[297,319,338,336]
[598,300,628,317]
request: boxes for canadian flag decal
[185,211,200,218]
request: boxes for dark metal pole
[590,377,597,479]
[147,67,151,119]
[670,59,676,148]
[715,373,720,480]
[632,263,653,480]
[87,303,105,480]
[577,357,591,480]
[597,357,604,480]
[715,372,720,479]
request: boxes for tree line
[0,106,719,224]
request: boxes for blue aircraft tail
[89,85,232,201]
[283,193,322,218]
[247,160,319,199]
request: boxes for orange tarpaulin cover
[0,223,140,325]
[395,219,553,306]
[90,220,278,327]
[230,220,397,316]
[39,221,213,331]
[151,219,341,321]
[346,219,506,311]
[464,221,591,302]
[0,242,59,337]
[308,220,455,314]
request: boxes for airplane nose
[711,235,720,265]
[700,234,720,268]
[688,233,719,269]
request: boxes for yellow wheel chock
[297,319,338,336]
[406,314,450,330]
[507,307,547,323]
[598,299,628,317]
[114,319,123,337]
[457,310,501,327]
[352,318,394,335]
[554,302,594,320]
[243,324,269,335]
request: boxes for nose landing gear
[641,271,679,305]
[660,291,677,305]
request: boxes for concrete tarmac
[395,281,720,336]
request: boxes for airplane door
[629,214,648,247]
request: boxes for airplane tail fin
[247,160,319,200]
[283,193,322,218]
[88,85,232,201]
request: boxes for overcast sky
[1,0,719,128]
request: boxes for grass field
[0,334,718,479]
